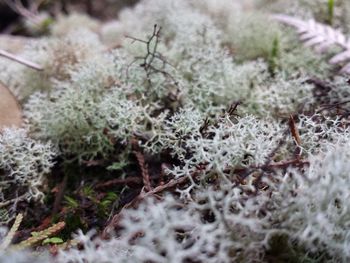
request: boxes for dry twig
[0,49,43,71]
[134,151,152,192]
[126,24,178,86]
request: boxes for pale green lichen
[2,0,350,262]
[0,128,55,224]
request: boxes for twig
[0,49,43,71]
[0,193,28,208]
[51,173,68,217]
[141,175,189,198]
[305,78,333,90]
[103,173,194,238]
[226,101,241,117]
[261,158,309,169]
[134,151,152,192]
[125,24,178,87]
[232,158,309,175]
[317,100,350,113]
[289,115,302,158]
[264,127,290,164]
[200,101,241,138]
[159,163,169,186]
[95,177,143,189]
[199,117,210,136]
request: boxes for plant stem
[0,49,43,71]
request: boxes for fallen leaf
[0,82,22,130]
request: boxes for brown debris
[134,151,152,192]
[289,115,301,146]
[0,82,22,130]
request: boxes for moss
[265,233,329,263]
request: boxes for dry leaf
[0,82,22,130]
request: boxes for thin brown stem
[0,49,43,71]
[134,151,152,192]
[95,177,143,189]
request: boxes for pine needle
[12,221,65,250]
[0,213,23,250]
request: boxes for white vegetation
[274,143,350,261]
[0,129,55,224]
[0,29,104,101]
[2,0,350,262]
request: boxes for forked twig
[200,102,241,137]
[126,24,178,86]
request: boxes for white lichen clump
[284,144,350,260]
[0,129,55,224]
[1,0,350,262]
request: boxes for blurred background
[0,0,139,35]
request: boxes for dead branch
[200,101,241,138]
[51,173,68,217]
[102,172,195,238]
[134,151,152,192]
[126,24,178,87]
[289,115,302,158]
[95,177,143,189]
